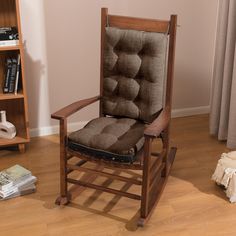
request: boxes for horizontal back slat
[108,15,169,33]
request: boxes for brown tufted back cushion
[103,27,168,123]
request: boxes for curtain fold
[210,0,236,149]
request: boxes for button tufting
[103,27,167,123]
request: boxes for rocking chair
[52,8,177,227]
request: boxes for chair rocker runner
[52,8,177,227]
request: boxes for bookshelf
[0,0,29,153]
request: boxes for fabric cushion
[103,27,167,123]
[68,117,146,163]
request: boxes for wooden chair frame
[51,8,177,227]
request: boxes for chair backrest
[100,8,177,124]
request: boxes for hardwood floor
[0,114,234,236]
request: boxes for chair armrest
[144,106,171,138]
[51,95,101,120]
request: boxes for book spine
[0,183,13,191]
[0,174,36,192]
[0,187,18,198]
[14,54,21,95]
[3,59,12,93]
[8,58,17,93]
[0,187,36,200]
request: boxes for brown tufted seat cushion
[68,117,146,163]
[103,27,167,123]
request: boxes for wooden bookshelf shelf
[0,136,29,146]
[0,0,30,153]
[0,45,21,51]
[0,92,24,100]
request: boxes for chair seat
[68,117,146,163]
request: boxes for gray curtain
[210,0,236,149]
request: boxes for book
[0,172,13,191]
[0,175,37,197]
[14,54,21,94]
[0,176,37,196]
[3,58,12,93]
[8,57,17,93]
[18,183,36,192]
[0,184,36,201]
[14,175,37,190]
[0,175,36,191]
[0,40,19,47]
[0,27,18,41]
[0,186,17,198]
[0,165,36,200]
[0,165,32,186]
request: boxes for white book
[0,184,36,200]
[0,175,37,193]
[18,183,35,191]
[0,187,18,198]
[0,176,37,198]
[0,40,19,47]
[16,175,37,189]
[0,165,32,187]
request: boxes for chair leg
[162,126,177,177]
[138,137,151,226]
[55,151,71,205]
[166,147,177,176]
[55,119,71,205]
[162,126,170,177]
[138,134,177,227]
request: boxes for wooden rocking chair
[52,8,177,227]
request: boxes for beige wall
[124,0,218,110]
[19,0,218,135]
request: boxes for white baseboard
[30,106,210,137]
[171,105,210,118]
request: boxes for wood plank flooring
[0,114,235,236]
